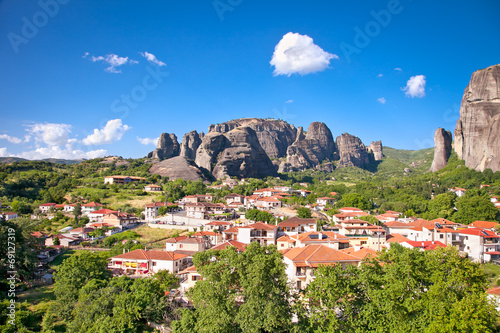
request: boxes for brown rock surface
[336,133,371,168]
[147,133,180,160]
[179,130,202,160]
[454,64,500,172]
[429,128,452,172]
[149,156,208,181]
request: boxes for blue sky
[0,0,499,160]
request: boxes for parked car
[167,221,175,225]
[197,223,204,227]
[176,221,185,226]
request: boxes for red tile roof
[278,216,316,227]
[469,221,499,229]
[283,245,361,267]
[89,208,118,215]
[244,222,278,230]
[83,202,103,207]
[404,241,447,250]
[459,228,500,238]
[211,240,247,252]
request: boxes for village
[14,174,500,305]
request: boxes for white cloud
[17,146,107,160]
[0,147,9,157]
[27,123,72,146]
[270,32,338,76]
[377,97,386,104]
[140,52,166,66]
[394,67,403,72]
[377,74,383,78]
[137,137,158,145]
[90,54,137,73]
[402,75,426,98]
[82,52,89,58]
[285,99,294,104]
[82,119,131,145]
[0,134,22,144]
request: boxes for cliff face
[454,64,500,172]
[368,141,383,161]
[336,133,371,168]
[179,130,203,160]
[149,156,209,181]
[147,133,180,160]
[429,128,452,172]
[209,118,297,159]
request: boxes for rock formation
[149,156,209,182]
[180,130,202,160]
[429,128,452,172]
[209,118,297,158]
[147,133,180,160]
[336,133,371,168]
[278,123,337,172]
[368,141,384,161]
[454,64,500,172]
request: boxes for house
[385,233,411,247]
[316,197,335,208]
[338,219,386,251]
[277,217,317,236]
[253,188,281,198]
[221,226,240,241]
[39,203,56,213]
[332,208,369,223]
[2,212,18,221]
[375,213,401,223]
[68,227,94,240]
[341,246,378,261]
[63,204,76,212]
[192,231,222,247]
[88,208,118,222]
[400,241,446,251]
[225,193,245,205]
[469,221,499,231]
[185,202,233,220]
[449,187,466,197]
[102,212,138,229]
[293,189,312,197]
[406,222,461,248]
[45,234,79,247]
[238,222,278,245]
[277,231,350,251]
[458,228,500,262]
[109,249,189,275]
[486,287,500,311]
[255,196,282,210]
[179,265,201,292]
[274,186,292,193]
[82,202,104,215]
[144,184,162,192]
[222,179,239,189]
[203,221,234,232]
[165,236,206,253]
[144,202,165,221]
[211,240,247,252]
[104,175,146,185]
[282,245,361,290]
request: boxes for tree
[53,236,60,245]
[53,251,111,320]
[158,206,167,216]
[297,207,312,219]
[336,193,373,210]
[173,243,293,332]
[453,189,498,224]
[74,202,82,223]
[299,245,497,333]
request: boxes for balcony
[295,270,306,277]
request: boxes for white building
[459,228,500,262]
[109,249,189,275]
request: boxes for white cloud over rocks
[140,52,166,66]
[83,119,131,145]
[270,32,338,76]
[90,53,138,73]
[137,137,158,145]
[402,75,426,98]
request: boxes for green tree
[53,251,111,320]
[453,189,498,224]
[336,193,373,210]
[158,206,167,216]
[297,207,312,219]
[173,242,293,332]
[74,202,82,223]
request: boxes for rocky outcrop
[147,133,180,160]
[196,126,277,179]
[209,118,297,158]
[429,128,452,172]
[180,131,202,160]
[454,64,500,172]
[279,123,337,172]
[336,133,371,168]
[368,141,383,161]
[149,156,209,182]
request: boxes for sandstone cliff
[180,130,202,160]
[209,118,297,158]
[147,133,180,160]
[454,64,500,172]
[336,133,371,168]
[368,141,384,161]
[429,128,452,172]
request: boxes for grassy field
[134,225,189,246]
[483,263,500,287]
[49,249,77,269]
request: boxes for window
[152,262,157,266]
[440,234,444,239]
[179,244,183,248]
[192,275,200,281]
[281,244,284,247]
[296,281,301,290]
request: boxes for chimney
[318,232,322,239]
